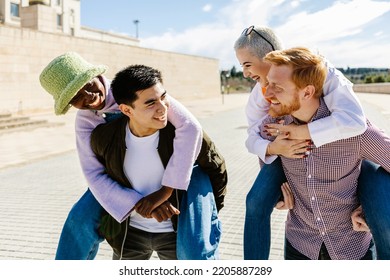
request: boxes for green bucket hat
[39,52,108,115]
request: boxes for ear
[302,85,315,100]
[119,104,133,117]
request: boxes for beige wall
[79,26,139,46]
[353,83,390,94]
[0,25,221,113]
[20,4,57,33]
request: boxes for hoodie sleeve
[75,111,143,223]
[162,96,203,190]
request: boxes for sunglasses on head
[242,25,275,51]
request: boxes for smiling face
[119,82,169,137]
[235,47,271,87]
[264,64,302,118]
[69,76,106,110]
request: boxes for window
[70,9,75,24]
[57,14,62,27]
[11,3,20,18]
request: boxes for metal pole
[133,20,139,38]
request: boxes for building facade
[0,0,221,113]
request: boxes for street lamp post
[220,71,230,105]
[223,73,230,104]
[225,73,230,94]
[133,20,139,38]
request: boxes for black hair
[111,64,163,106]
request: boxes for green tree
[230,66,237,78]
[364,76,373,84]
[373,75,385,83]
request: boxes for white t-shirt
[123,125,174,233]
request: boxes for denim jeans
[177,165,222,260]
[358,160,390,260]
[55,189,104,260]
[55,166,220,260]
[244,158,285,260]
[244,158,390,260]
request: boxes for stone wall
[0,25,221,113]
[353,83,390,94]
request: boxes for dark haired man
[91,64,227,259]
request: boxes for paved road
[0,92,389,260]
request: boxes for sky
[80,0,390,70]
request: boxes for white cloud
[140,0,390,69]
[276,0,390,47]
[202,4,212,12]
[320,39,390,68]
[374,31,383,37]
[290,1,301,8]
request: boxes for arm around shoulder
[163,96,203,190]
[311,64,367,147]
[76,116,143,223]
[245,83,273,159]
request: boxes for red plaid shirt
[260,98,390,259]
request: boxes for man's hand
[351,206,370,232]
[267,134,311,159]
[135,186,174,218]
[151,201,180,222]
[275,182,294,210]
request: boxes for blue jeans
[244,158,390,260]
[55,189,104,260]
[358,160,390,259]
[55,166,220,260]
[244,158,285,260]
[177,165,222,260]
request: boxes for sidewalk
[0,92,389,260]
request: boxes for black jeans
[113,226,177,260]
[284,238,375,260]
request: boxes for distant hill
[220,66,390,92]
[337,67,390,84]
